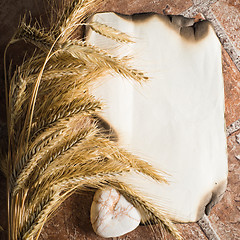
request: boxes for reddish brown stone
[209,133,240,240]
[222,48,240,126]
[0,1,240,240]
[175,223,208,240]
[211,0,240,53]
[100,0,193,15]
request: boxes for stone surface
[211,0,240,54]
[0,0,240,240]
[208,133,240,240]
[222,47,240,126]
[90,188,141,238]
[101,0,193,15]
[236,134,240,144]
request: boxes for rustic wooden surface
[0,0,239,239]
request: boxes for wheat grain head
[2,0,181,239]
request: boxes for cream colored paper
[87,13,228,222]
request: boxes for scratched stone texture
[211,0,240,54]
[0,0,240,240]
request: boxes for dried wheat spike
[2,0,181,239]
[89,21,134,43]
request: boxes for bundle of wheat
[1,0,181,239]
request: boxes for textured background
[0,0,239,239]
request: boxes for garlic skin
[90,188,141,238]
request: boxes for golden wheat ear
[89,21,134,43]
[56,0,104,43]
[61,40,148,83]
[14,21,54,51]
[3,0,181,239]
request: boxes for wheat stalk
[57,0,104,43]
[1,0,182,239]
[89,21,134,43]
[21,174,120,240]
[63,40,148,83]
[12,115,97,195]
[15,22,54,51]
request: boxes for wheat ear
[63,40,148,83]
[15,22,54,51]
[3,0,181,239]
[89,21,134,43]
[57,0,104,43]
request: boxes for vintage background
[0,0,239,239]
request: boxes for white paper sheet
[86,13,228,222]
